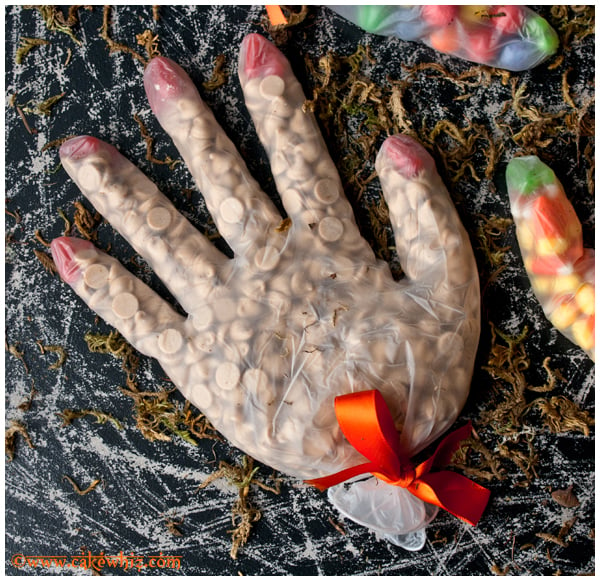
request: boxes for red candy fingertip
[381,135,435,179]
[60,135,101,160]
[144,56,190,115]
[239,33,287,83]
[50,237,94,284]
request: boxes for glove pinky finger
[375,135,478,294]
[51,236,188,365]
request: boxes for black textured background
[5,5,595,575]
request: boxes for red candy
[465,26,498,62]
[421,5,458,27]
[532,194,583,263]
[489,5,524,34]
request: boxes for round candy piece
[254,246,280,271]
[259,75,285,100]
[84,263,109,289]
[158,328,183,354]
[421,5,458,27]
[219,197,245,224]
[112,292,139,319]
[215,361,241,390]
[147,206,172,231]
[318,217,344,242]
[497,42,542,72]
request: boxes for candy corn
[506,156,595,361]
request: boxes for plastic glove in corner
[50,33,484,550]
[506,156,595,361]
[328,5,559,71]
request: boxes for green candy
[356,5,396,34]
[506,156,557,196]
[525,15,560,55]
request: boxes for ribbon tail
[409,471,491,526]
[305,462,376,492]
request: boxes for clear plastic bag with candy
[506,156,595,361]
[50,33,488,551]
[328,5,559,71]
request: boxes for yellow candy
[550,300,580,329]
[460,5,488,23]
[531,274,552,295]
[536,236,569,256]
[553,273,582,295]
[575,283,595,316]
[571,316,595,351]
[516,225,535,252]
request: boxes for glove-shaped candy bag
[506,156,595,361]
[50,34,485,550]
[328,5,559,71]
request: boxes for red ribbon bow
[306,390,490,526]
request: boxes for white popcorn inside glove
[51,33,482,551]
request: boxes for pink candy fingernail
[60,135,100,161]
[381,135,434,179]
[144,56,191,115]
[239,33,287,84]
[50,237,94,284]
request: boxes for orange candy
[429,25,460,54]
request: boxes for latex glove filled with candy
[328,5,559,71]
[506,157,595,361]
[50,33,487,551]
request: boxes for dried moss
[15,37,49,64]
[550,5,595,48]
[84,330,139,390]
[83,330,219,444]
[476,214,513,295]
[453,324,594,486]
[58,408,123,430]
[26,5,90,45]
[72,200,102,241]
[133,113,181,169]
[198,455,281,559]
[119,385,219,445]
[33,248,57,275]
[21,92,65,116]
[136,29,161,60]
[100,6,146,65]
[535,517,577,548]
[164,515,184,537]
[62,474,103,495]
[5,420,35,461]
[7,342,30,374]
[203,54,228,91]
[36,341,67,369]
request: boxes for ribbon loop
[306,389,490,526]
